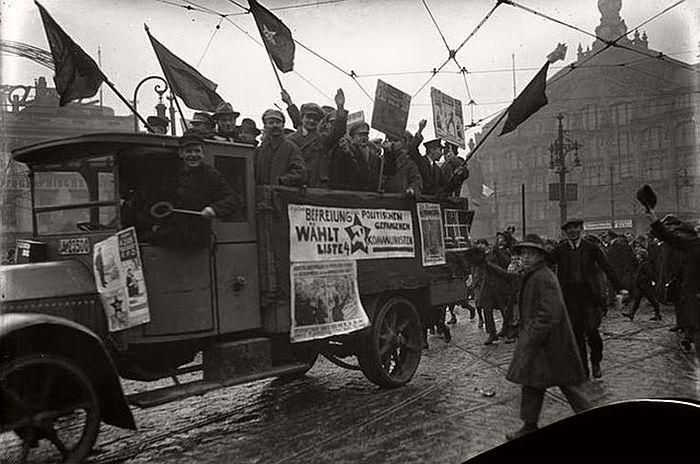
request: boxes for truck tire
[357,296,423,388]
[1,354,102,463]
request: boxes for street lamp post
[132,76,169,132]
[548,113,581,225]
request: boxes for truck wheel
[357,296,423,388]
[1,354,102,464]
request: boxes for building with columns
[469,0,699,240]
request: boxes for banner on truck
[93,227,150,332]
[417,202,446,266]
[291,260,369,342]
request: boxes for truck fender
[0,313,136,430]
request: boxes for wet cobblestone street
[74,302,700,464]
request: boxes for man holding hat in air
[549,218,627,378]
[505,233,591,440]
[286,89,348,188]
[255,109,306,187]
[149,130,240,248]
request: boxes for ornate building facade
[470,0,699,239]
[0,77,132,249]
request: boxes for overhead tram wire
[196,16,225,67]
[421,0,451,52]
[223,0,375,102]
[411,1,502,98]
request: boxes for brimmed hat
[300,103,324,119]
[214,102,240,118]
[349,121,370,136]
[660,214,696,235]
[262,109,285,123]
[513,233,547,253]
[147,115,169,127]
[179,130,204,147]
[561,218,584,230]
[423,138,442,150]
[321,105,335,116]
[240,118,261,135]
[191,112,215,127]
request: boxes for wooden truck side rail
[256,185,470,334]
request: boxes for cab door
[207,142,261,334]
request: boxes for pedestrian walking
[506,233,591,440]
[549,218,627,379]
[622,248,662,321]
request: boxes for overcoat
[506,263,587,388]
[384,153,423,194]
[254,137,306,187]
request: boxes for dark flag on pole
[146,26,224,112]
[499,43,567,136]
[35,2,104,106]
[248,0,295,73]
[499,61,549,136]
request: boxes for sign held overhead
[371,80,411,139]
[430,87,465,149]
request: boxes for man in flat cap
[149,130,241,248]
[189,112,216,139]
[549,218,627,378]
[255,109,306,187]
[238,118,261,147]
[408,122,449,195]
[330,121,382,192]
[286,89,348,188]
[213,102,241,142]
[147,115,169,135]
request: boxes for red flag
[35,2,104,106]
[500,62,550,136]
[146,27,224,112]
[248,0,295,73]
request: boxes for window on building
[611,102,630,126]
[673,121,696,147]
[582,105,597,131]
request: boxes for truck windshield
[32,155,118,235]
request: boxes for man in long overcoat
[549,218,626,379]
[506,233,591,440]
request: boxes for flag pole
[265,50,285,92]
[144,24,190,132]
[98,71,154,133]
[464,106,510,163]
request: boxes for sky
[2,0,697,143]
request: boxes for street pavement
[6,301,695,464]
[76,301,698,464]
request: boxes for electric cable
[421,0,451,52]
[196,16,224,67]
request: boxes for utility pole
[610,166,615,225]
[548,113,581,225]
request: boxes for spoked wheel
[357,296,423,388]
[1,354,102,464]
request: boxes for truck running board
[127,363,309,408]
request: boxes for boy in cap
[506,233,590,440]
[286,89,348,188]
[255,109,306,187]
[622,248,662,321]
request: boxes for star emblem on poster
[345,214,371,254]
[110,295,124,313]
[261,24,278,46]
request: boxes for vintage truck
[0,132,474,462]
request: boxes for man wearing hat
[189,112,216,139]
[213,102,241,142]
[330,121,381,191]
[647,209,700,358]
[622,247,662,321]
[286,89,347,188]
[408,122,449,195]
[149,130,240,248]
[147,115,169,135]
[238,118,261,147]
[549,218,627,378]
[255,109,306,187]
[505,233,590,440]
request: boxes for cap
[191,112,215,127]
[179,130,205,147]
[262,109,285,123]
[349,121,370,136]
[321,105,335,115]
[240,118,261,135]
[512,233,547,253]
[561,218,584,230]
[423,138,443,150]
[284,128,296,135]
[299,103,324,119]
[214,102,240,118]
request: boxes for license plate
[59,238,90,255]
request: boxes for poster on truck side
[288,204,415,262]
[430,87,466,149]
[417,202,446,266]
[291,260,369,342]
[93,227,150,332]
